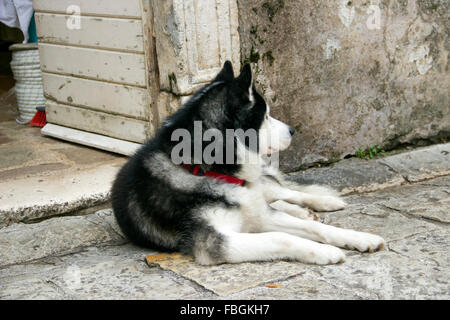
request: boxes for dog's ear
[214,60,234,82]
[235,63,252,90]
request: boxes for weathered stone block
[238,0,449,171]
[152,0,241,95]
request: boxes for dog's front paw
[304,196,347,212]
[308,210,320,221]
[343,231,385,253]
[306,244,346,265]
[270,200,319,220]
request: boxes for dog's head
[162,61,294,170]
[207,61,294,155]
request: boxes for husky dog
[112,61,385,265]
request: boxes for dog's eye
[265,114,269,120]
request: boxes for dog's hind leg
[258,210,385,253]
[219,230,346,265]
[193,207,344,265]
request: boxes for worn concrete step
[0,162,124,229]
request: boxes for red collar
[181,164,245,186]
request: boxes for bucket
[9,43,45,124]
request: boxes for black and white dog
[112,61,385,265]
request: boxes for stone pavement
[0,143,448,300]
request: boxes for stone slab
[0,145,35,169]
[379,179,449,223]
[287,158,405,195]
[319,185,443,243]
[320,206,436,244]
[0,278,66,299]
[388,227,449,268]
[224,271,368,300]
[0,245,202,299]
[379,144,450,182]
[338,175,450,224]
[309,251,449,300]
[287,144,450,195]
[146,253,308,296]
[0,163,69,180]
[56,146,120,166]
[0,209,126,267]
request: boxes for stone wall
[237,0,449,171]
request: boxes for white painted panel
[38,43,146,86]
[33,0,142,18]
[41,124,141,156]
[42,73,150,120]
[35,13,144,52]
[46,101,150,143]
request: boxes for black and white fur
[112,61,385,265]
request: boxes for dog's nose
[289,126,295,136]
